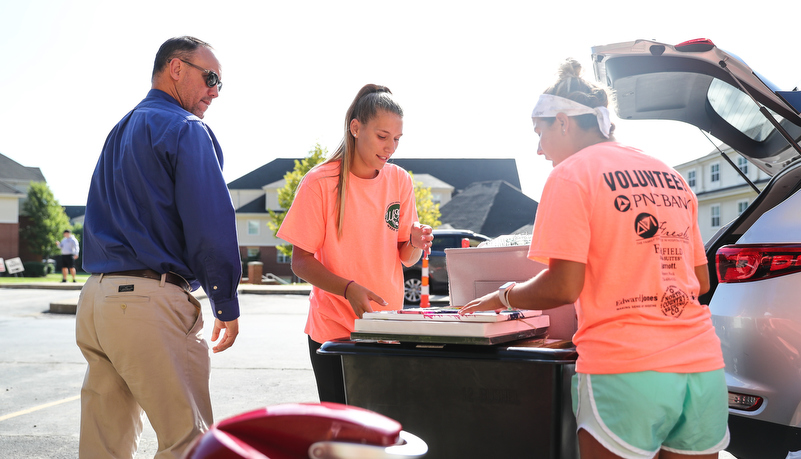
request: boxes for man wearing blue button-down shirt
[75,36,241,459]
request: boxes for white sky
[1,0,798,206]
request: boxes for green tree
[20,181,71,261]
[409,171,442,228]
[268,143,328,257]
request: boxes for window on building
[738,200,749,216]
[687,170,696,188]
[737,157,749,175]
[710,163,720,183]
[276,251,291,264]
[247,220,260,236]
[711,205,721,228]
[246,247,260,262]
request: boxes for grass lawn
[0,273,90,283]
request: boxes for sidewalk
[1,281,448,314]
[0,281,313,314]
[0,281,311,293]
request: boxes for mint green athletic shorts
[572,370,729,459]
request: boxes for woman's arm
[460,258,585,314]
[695,264,710,295]
[291,245,387,318]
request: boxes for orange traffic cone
[420,252,430,308]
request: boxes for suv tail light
[716,244,801,283]
[729,392,763,411]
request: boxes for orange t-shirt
[529,142,724,374]
[277,161,418,343]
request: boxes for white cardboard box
[445,245,577,341]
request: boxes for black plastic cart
[319,339,579,459]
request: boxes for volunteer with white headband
[460,58,728,459]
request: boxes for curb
[50,299,80,314]
[0,283,84,290]
[0,283,312,315]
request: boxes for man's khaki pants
[76,274,212,458]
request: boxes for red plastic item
[675,38,716,52]
[184,402,404,459]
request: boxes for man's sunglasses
[180,59,222,91]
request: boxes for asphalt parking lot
[0,286,739,458]
[0,287,317,458]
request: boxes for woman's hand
[410,222,434,253]
[345,282,387,318]
[459,290,504,316]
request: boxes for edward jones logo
[385,202,400,231]
[635,212,659,239]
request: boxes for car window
[466,237,485,248]
[708,78,784,142]
[431,236,454,252]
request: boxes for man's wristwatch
[498,281,516,310]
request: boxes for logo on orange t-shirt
[635,212,659,238]
[661,285,690,318]
[385,202,400,231]
[614,195,631,212]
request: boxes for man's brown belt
[105,269,190,290]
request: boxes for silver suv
[592,38,801,459]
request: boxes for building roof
[237,195,268,213]
[0,152,46,183]
[438,180,538,238]
[391,158,520,193]
[228,158,300,190]
[0,181,23,196]
[63,205,87,220]
[228,158,520,195]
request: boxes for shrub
[22,261,47,277]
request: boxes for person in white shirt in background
[57,229,79,283]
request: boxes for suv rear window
[708,78,784,142]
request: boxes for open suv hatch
[592,38,801,459]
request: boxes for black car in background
[403,229,490,305]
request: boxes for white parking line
[0,395,80,422]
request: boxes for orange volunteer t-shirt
[277,161,418,343]
[529,142,724,374]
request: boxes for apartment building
[674,145,770,242]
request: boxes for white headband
[531,94,612,138]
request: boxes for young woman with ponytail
[278,84,433,403]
